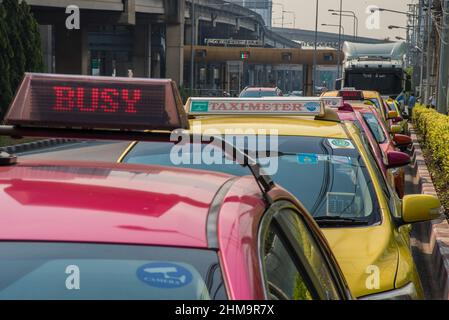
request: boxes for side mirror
[392,116,403,123]
[390,124,402,134]
[386,150,410,169]
[402,194,442,224]
[393,134,412,147]
[387,110,399,119]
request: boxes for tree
[0,6,13,115]
[3,0,26,93]
[0,0,43,119]
[20,1,43,73]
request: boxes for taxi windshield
[386,101,398,112]
[0,242,227,300]
[123,136,380,225]
[366,98,381,110]
[239,90,278,98]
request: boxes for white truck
[337,41,410,99]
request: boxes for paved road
[406,159,441,299]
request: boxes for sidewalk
[408,125,449,300]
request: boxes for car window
[353,119,385,163]
[0,243,227,300]
[279,209,342,300]
[362,112,387,144]
[239,90,277,98]
[123,136,381,226]
[367,98,381,110]
[386,101,397,112]
[358,131,400,217]
[262,220,314,300]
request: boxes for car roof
[244,87,277,92]
[188,116,348,138]
[336,110,357,121]
[322,90,381,99]
[0,159,243,248]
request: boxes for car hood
[322,224,399,298]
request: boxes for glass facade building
[228,0,273,27]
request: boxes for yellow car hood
[322,224,399,298]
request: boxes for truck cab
[338,42,410,99]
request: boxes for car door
[258,200,351,300]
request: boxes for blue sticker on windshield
[136,262,193,288]
[297,153,318,165]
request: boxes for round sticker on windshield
[328,139,355,149]
[136,262,193,288]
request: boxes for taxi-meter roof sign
[185,97,325,117]
[322,97,344,109]
[4,73,189,131]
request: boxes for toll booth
[184,46,343,96]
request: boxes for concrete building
[27,0,381,96]
[185,45,342,96]
[29,0,292,87]
[30,0,186,85]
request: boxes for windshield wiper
[314,216,369,226]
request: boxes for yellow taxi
[385,98,409,135]
[322,90,398,126]
[118,97,441,299]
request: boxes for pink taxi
[0,73,351,300]
[323,96,412,198]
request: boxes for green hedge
[413,105,449,182]
[0,0,43,119]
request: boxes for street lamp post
[331,12,358,40]
[272,3,285,28]
[370,7,418,18]
[322,21,345,81]
[329,9,358,41]
[337,0,343,79]
[322,24,345,36]
[190,0,196,96]
[313,0,319,96]
[189,1,257,95]
[283,10,296,29]
[437,0,449,113]
[372,5,426,97]
[389,25,411,66]
[388,25,410,31]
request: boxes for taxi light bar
[185,97,325,117]
[4,73,189,131]
[338,89,364,101]
[321,97,344,108]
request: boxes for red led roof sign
[338,90,364,101]
[4,73,188,131]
